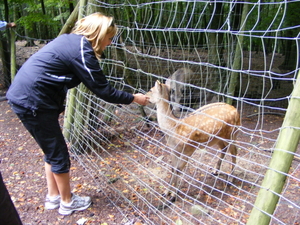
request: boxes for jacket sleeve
[69,37,134,104]
[0,21,7,31]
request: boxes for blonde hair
[72,12,117,59]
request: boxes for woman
[6,12,149,216]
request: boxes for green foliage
[3,0,300,54]
[46,0,71,8]
[5,0,73,39]
[17,13,57,31]
[53,11,70,22]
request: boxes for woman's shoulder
[56,33,84,42]
[41,34,86,54]
[56,34,91,50]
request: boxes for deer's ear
[155,80,162,91]
[155,80,161,87]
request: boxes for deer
[165,67,196,112]
[146,80,241,207]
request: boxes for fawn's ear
[155,80,161,87]
[155,80,162,92]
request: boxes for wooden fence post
[63,0,85,140]
[247,70,300,224]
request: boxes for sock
[47,195,60,201]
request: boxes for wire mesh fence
[2,1,300,224]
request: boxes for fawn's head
[147,80,170,104]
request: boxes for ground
[0,100,134,225]
[1,41,299,225]
[2,93,300,225]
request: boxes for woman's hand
[7,22,16,28]
[132,93,150,106]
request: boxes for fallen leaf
[175,219,183,225]
[77,217,88,225]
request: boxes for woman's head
[72,12,117,59]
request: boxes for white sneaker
[45,195,61,210]
[58,193,92,215]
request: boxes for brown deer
[146,81,241,205]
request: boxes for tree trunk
[10,30,17,82]
[278,1,300,70]
[69,1,74,13]
[40,0,46,15]
[2,0,11,87]
[226,2,248,105]
[279,30,298,70]
[0,38,10,87]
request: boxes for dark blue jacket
[6,33,134,112]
